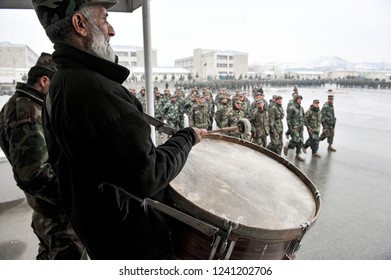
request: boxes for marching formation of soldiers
[131,85,337,160]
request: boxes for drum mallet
[207,118,251,135]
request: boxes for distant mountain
[283,56,391,71]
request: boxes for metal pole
[142,0,156,144]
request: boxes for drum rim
[169,134,321,242]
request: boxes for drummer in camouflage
[0,53,84,259]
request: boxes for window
[229,64,233,68]
[130,52,137,57]
[229,56,234,60]
[115,51,128,57]
[217,55,228,60]
[217,63,228,68]
[131,61,137,67]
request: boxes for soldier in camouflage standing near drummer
[284,94,305,161]
[303,99,322,157]
[249,99,269,148]
[320,94,337,152]
[0,53,84,259]
[266,95,284,155]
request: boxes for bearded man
[32,0,206,260]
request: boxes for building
[175,48,248,80]
[0,42,39,86]
[112,45,157,68]
[129,67,189,83]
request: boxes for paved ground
[1,86,391,260]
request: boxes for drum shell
[169,134,321,260]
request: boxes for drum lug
[284,222,311,260]
[220,219,239,255]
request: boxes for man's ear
[39,75,50,88]
[71,13,89,37]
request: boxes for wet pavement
[1,85,391,260]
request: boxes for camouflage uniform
[204,92,215,130]
[214,96,231,130]
[266,96,284,155]
[227,99,246,139]
[303,100,322,155]
[285,95,305,158]
[191,94,210,129]
[249,100,269,148]
[162,97,182,130]
[137,89,146,112]
[319,95,336,148]
[0,53,83,260]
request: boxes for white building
[129,67,189,83]
[175,48,248,80]
[112,45,157,68]
[0,42,38,85]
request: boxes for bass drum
[169,134,321,260]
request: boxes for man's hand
[192,128,208,145]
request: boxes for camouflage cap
[294,94,303,101]
[313,99,320,103]
[256,99,264,104]
[32,0,118,29]
[328,95,334,99]
[196,93,204,99]
[275,95,282,100]
[234,98,243,105]
[35,52,57,73]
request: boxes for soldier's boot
[312,153,321,158]
[328,145,337,152]
[295,154,305,161]
[283,145,289,156]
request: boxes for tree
[187,73,193,81]
[171,74,175,81]
[163,74,167,81]
[21,73,27,82]
[195,72,199,79]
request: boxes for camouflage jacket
[227,108,245,128]
[304,105,321,133]
[163,101,182,128]
[0,83,62,218]
[154,96,164,119]
[268,103,285,134]
[287,101,304,130]
[249,107,270,136]
[137,94,146,112]
[321,102,336,127]
[214,103,231,128]
[191,103,209,129]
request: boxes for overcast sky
[0,0,390,66]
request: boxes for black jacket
[43,43,196,259]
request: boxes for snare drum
[169,134,321,260]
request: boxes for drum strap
[99,182,219,237]
[145,198,219,237]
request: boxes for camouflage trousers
[252,134,268,148]
[267,131,283,155]
[31,211,85,260]
[287,127,304,155]
[304,131,320,153]
[319,124,335,144]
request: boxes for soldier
[250,91,263,112]
[283,95,305,161]
[303,99,322,157]
[319,94,337,151]
[204,92,215,130]
[162,94,182,130]
[162,89,171,105]
[191,93,210,129]
[266,95,284,155]
[184,90,197,126]
[214,94,231,130]
[0,53,84,259]
[285,91,299,139]
[249,99,269,147]
[137,88,146,112]
[175,89,186,129]
[268,95,277,111]
[227,98,246,139]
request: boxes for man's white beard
[88,24,115,62]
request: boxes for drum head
[169,134,320,241]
